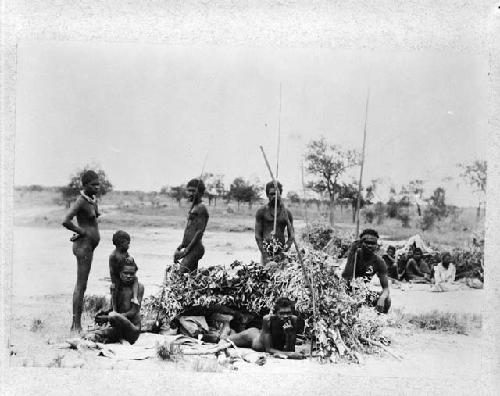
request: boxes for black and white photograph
[1,2,499,395]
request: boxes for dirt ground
[5,220,488,395]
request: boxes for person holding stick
[222,297,305,359]
[255,181,295,264]
[173,178,209,274]
[62,170,101,332]
[342,229,391,313]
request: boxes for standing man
[255,181,295,264]
[341,229,391,313]
[174,178,209,274]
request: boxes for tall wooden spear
[259,146,318,350]
[353,89,370,283]
[272,83,282,235]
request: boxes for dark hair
[81,170,99,186]
[274,296,293,313]
[387,245,395,252]
[360,228,379,239]
[413,247,423,255]
[441,251,451,260]
[112,230,130,246]
[265,181,283,196]
[121,256,138,272]
[187,178,206,195]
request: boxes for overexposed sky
[14,42,489,206]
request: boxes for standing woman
[62,170,101,332]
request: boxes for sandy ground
[5,224,488,395]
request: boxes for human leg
[71,243,94,332]
[227,327,262,350]
[179,245,205,274]
[131,277,140,305]
[108,312,140,344]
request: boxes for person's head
[413,247,423,261]
[81,170,100,196]
[112,230,131,252]
[360,229,379,254]
[119,264,137,286]
[186,178,205,202]
[273,296,294,318]
[441,252,452,266]
[387,245,396,257]
[265,181,283,204]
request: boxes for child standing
[109,230,140,310]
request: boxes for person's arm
[255,209,266,258]
[108,255,120,311]
[284,209,295,252]
[180,206,209,257]
[283,316,297,352]
[121,283,144,320]
[61,198,85,235]
[376,258,390,311]
[434,266,443,284]
[407,259,424,277]
[450,265,456,282]
[341,241,360,279]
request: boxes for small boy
[109,230,140,310]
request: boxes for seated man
[91,263,145,344]
[382,245,398,281]
[406,248,431,283]
[431,252,460,292]
[341,229,391,313]
[222,297,305,359]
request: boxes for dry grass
[14,188,483,247]
[156,341,183,362]
[30,319,44,332]
[190,356,223,373]
[389,308,482,335]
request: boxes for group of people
[381,244,458,291]
[61,170,304,355]
[62,169,453,354]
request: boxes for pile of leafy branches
[451,247,484,282]
[144,249,386,363]
[301,222,354,259]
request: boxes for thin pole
[355,89,370,238]
[301,160,308,226]
[273,83,282,235]
[260,146,318,353]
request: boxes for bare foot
[70,320,82,333]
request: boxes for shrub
[145,251,384,363]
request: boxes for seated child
[109,230,140,309]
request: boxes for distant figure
[382,245,398,280]
[109,230,140,310]
[342,229,391,313]
[255,181,295,264]
[431,252,459,292]
[93,263,145,344]
[62,170,101,332]
[223,297,305,359]
[174,178,209,273]
[406,248,431,283]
